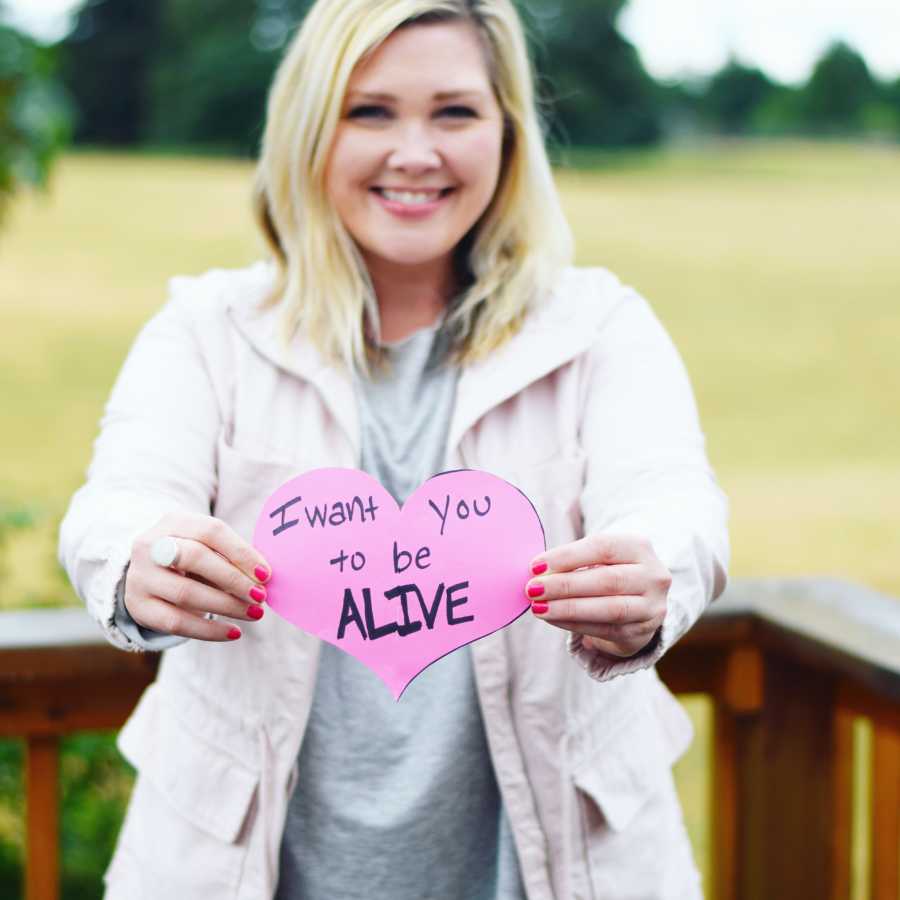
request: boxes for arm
[58,276,223,651]
[529,280,729,682]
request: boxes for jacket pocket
[213,430,300,530]
[110,684,259,898]
[572,695,691,833]
[570,699,700,899]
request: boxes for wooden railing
[1,578,899,900]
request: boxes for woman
[59,1,729,898]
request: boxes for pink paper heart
[253,468,545,699]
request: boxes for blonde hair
[252,0,573,371]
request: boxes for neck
[366,255,455,343]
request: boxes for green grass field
[1,141,898,896]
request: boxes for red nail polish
[227,627,242,640]
[255,565,271,583]
[247,604,264,621]
[531,602,549,615]
[531,561,548,576]
[527,583,545,598]
[249,585,266,603]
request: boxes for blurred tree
[61,0,162,144]
[749,83,805,136]
[799,40,878,133]
[701,60,775,135]
[866,75,900,137]
[0,738,23,895]
[649,79,705,140]
[0,20,71,223]
[55,0,660,153]
[143,0,311,155]
[885,76,900,112]
[60,734,134,899]
[521,0,661,147]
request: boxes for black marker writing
[427,493,492,536]
[269,496,303,536]
[335,580,473,641]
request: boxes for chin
[364,243,457,269]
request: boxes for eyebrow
[347,90,485,101]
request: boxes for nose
[385,121,441,173]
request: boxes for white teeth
[379,189,443,205]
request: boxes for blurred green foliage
[701,61,775,135]
[0,740,23,894]
[521,0,661,146]
[0,23,72,223]
[0,735,133,899]
[60,0,663,153]
[59,0,160,145]
[801,41,877,131]
[142,0,304,155]
[55,1,900,155]
[0,502,37,589]
[661,41,899,140]
[59,734,134,898]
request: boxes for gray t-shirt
[116,322,526,898]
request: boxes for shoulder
[163,260,277,326]
[533,265,659,344]
[551,264,628,303]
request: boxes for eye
[347,106,387,119]
[439,105,477,118]
[346,104,477,120]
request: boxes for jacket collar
[225,263,622,459]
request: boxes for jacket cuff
[61,494,189,653]
[87,539,151,653]
[113,562,188,653]
[566,595,689,682]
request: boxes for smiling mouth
[370,187,455,205]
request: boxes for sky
[4,0,900,86]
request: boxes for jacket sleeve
[58,277,224,652]
[570,278,730,682]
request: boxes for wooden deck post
[830,704,856,900]
[25,735,60,900]
[871,714,900,900]
[733,654,846,899]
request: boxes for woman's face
[325,21,505,285]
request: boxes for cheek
[325,136,367,205]
[456,130,503,193]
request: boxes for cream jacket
[59,262,729,900]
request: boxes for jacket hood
[221,261,628,456]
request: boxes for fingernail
[531,561,548,576]
[255,565,271,583]
[249,585,266,603]
[227,627,242,640]
[531,602,549,615]
[247,605,264,621]
[527,582,545,598]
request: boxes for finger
[162,513,272,583]
[127,595,244,642]
[530,594,648,626]
[526,564,644,602]
[533,614,656,645]
[147,566,265,622]
[169,537,267,606]
[530,533,652,575]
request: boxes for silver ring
[150,535,181,569]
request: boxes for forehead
[348,20,494,93]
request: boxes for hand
[123,512,272,642]
[525,533,670,659]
